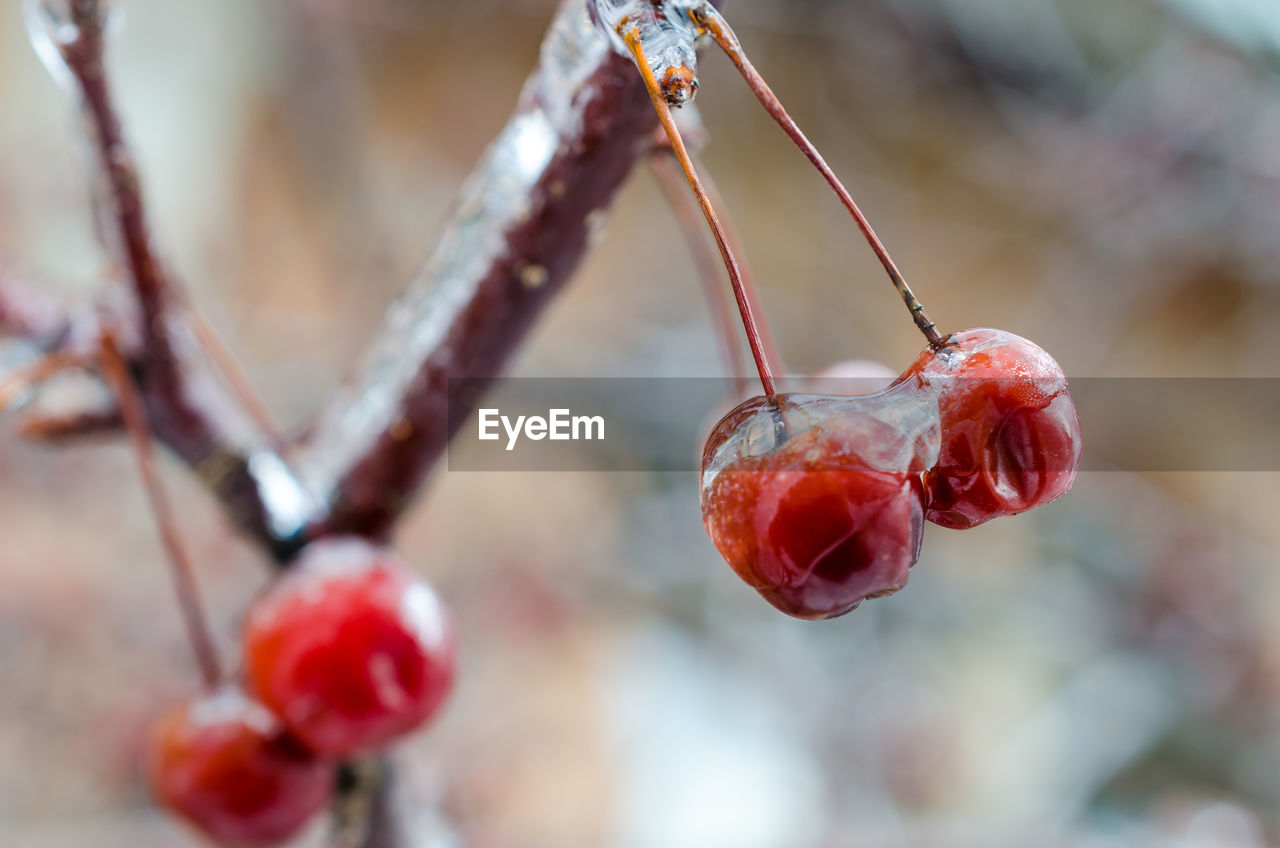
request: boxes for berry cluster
[610,6,1085,621]
[700,329,1082,620]
[147,539,456,846]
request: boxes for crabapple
[147,686,332,847]
[897,328,1082,529]
[699,387,938,619]
[243,538,456,757]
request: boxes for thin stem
[690,2,944,348]
[19,404,122,443]
[623,28,777,397]
[46,0,311,553]
[0,352,85,409]
[648,153,743,378]
[189,313,282,444]
[99,332,222,689]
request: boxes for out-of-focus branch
[18,403,122,443]
[300,0,724,539]
[0,259,119,437]
[47,0,319,556]
[0,263,75,344]
[332,759,401,848]
[18,2,726,845]
[99,331,222,688]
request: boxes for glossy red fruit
[699,388,938,619]
[243,539,456,757]
[897,328,1082,529]
[148,686,332,847]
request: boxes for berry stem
[689,2,944,349]
[98,332,222,688]
[0,352,85,410]
[188,312,282,445]
[624,27,778,397]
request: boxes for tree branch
[48,0,320,556]
[300,0,721,539]
[16,2,723,845]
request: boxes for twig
[50,0,318,555]
[189,312,282,444]
[59,1,172,356]
[99,331,222,688]
[0,352,86,410]
[13,4,729,846]
[18,404,123,443]
[332,759,400,848]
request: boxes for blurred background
[2,0,1279,845]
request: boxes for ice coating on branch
[247,450,322,543]
[296,0,628,506]
[24,0,79,89]
[588,0,702,104]
[23,0,120,91]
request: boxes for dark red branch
[299,0,724,539]
[100,332,223,688]
[53,0,317,557]
[16,3,725,845]
[18,403,122,443]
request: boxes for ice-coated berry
[148,686,332,847]
[699,388,938,619]
[897,328,1082,529]
[243,538,456,757]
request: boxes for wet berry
[243,539,456,757]
[147,686,332,847]
[898,328,1082,529]
[699,388,937,619]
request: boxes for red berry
[897,328,1082,529]
[699,389,936,619]
[243,539,456,757]
[147,686,332,847]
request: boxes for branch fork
[3,0,725,844]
